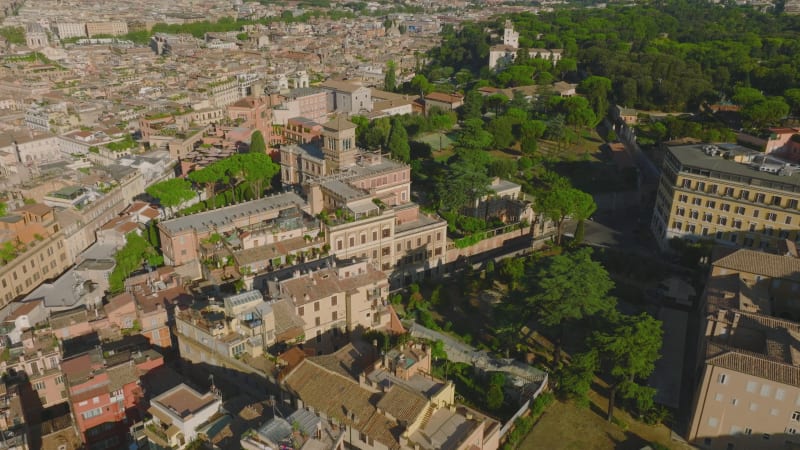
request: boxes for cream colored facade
[652,144,800,251]
[0,205,70,307]
[85,21,128,37]
[688,309,800,450]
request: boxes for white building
[52,22,86,39]
[146,384,222,450]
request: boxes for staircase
[419,403,436,429]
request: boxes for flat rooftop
[154,384,217,419]
[668,143,800,191]
[160,192,306,235]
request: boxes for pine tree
[387,118,410,162]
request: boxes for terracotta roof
[323,115,356,132]
[284,359,401,449]
[714,249,800,282]
[376,384,427,424]
[705,310,800,386]
[424,92,463,104]
[5,300,42,321]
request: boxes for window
[790,199,798,209]
[718,373,728,384]
[679,194,688,202]
[715,393,724,401]
[735,206,745,214]
[792,411,800,421]
[773,196,782,206]
[756,193,766,203]
[761,385,772,397]
[788,428,797,435]
[731,398,739,406]
[750,223,757,232]
[771,408,780,416]
[740,190,750,200]
[360,234,366,244]
[82,407,103,419]
[314,302,320,312]
[349,237,355,247]
[298,306,304,316]
[698,182,706,191]
[746,381,758,393]
[744,428,752,435]
[315,317,321,326]
[777,389,787,401]
[690,210,699,219]
[382,247,390,256]
[682,179,691,188]
[331,296,337,306]
[706,200,716,208]
[787,217,793,225]
[337,240,343,251]
[693,198,702,206]
[753,210,760,218]
[750,403,758,412]
[676,207,685,217]
[708,417,719,427]
[733,220,742,229]
[332,311,338,321]
[33,381,45,390]
[767,213,778,221]
[703,213,713,222]
[672,222,683,231]
[718,217,727,226]
[382,229,390,238]
[720,203,730,212]
[724,187,735,196]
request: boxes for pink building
[63,347,164,448]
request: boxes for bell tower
[322,115,357,174]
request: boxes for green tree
[460,90,484,121]
[240,152,280,198]
[387,118,410,162]
[0,27,25,45]
[784,88,800,116]
[250,130,267,153]
[487,116,514,149]
[558,351,598,407]
[741,97,790,129]
[578,76,612,119]
[520,120,546,154]
[573,219,585,246]
[410,74,433,95]
[535,175,597,246]
[527,248,616,368]
[0,201,6,217]
[595,312,663,421]
[456,118,493,152]
[732,86,765,107]
[437,159,491,212]
[384,60,397,92]
[486,372,506,411]
[146,178,196,216]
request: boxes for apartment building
[688,309,800,450]
[0,383,27,450]
[176,290,277,363]
[226,96,274,144]
[0,131,62,166]
[269,258,392,351]
[55,165,145,261]
[0,204,70,308]
[52,22,86,39]
[281,340,501,450]
[158,192,308,266]
[85,21,128,37]
[205,77,242,108]
[652,144,800,251]
[145,384,221,450]
[283,117,322,145]
[0,329,65,409]
[62,346,164,448]
[272,87,328,125]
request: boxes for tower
[322,115,357,174]
[503,20,519,49]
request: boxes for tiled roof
[284,359,401,449]
[376,384,427,424]
[714,249,800,282]
[706,310,800,386]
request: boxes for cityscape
[0,0,799,450]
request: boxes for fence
[498,372,549,439]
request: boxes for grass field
[520,388,693,450]
[415,131,456,151]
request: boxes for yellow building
[652,144,800,251]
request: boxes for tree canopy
[146,178,195,213]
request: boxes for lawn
[520,388,693,450]
[415,131,456,151]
